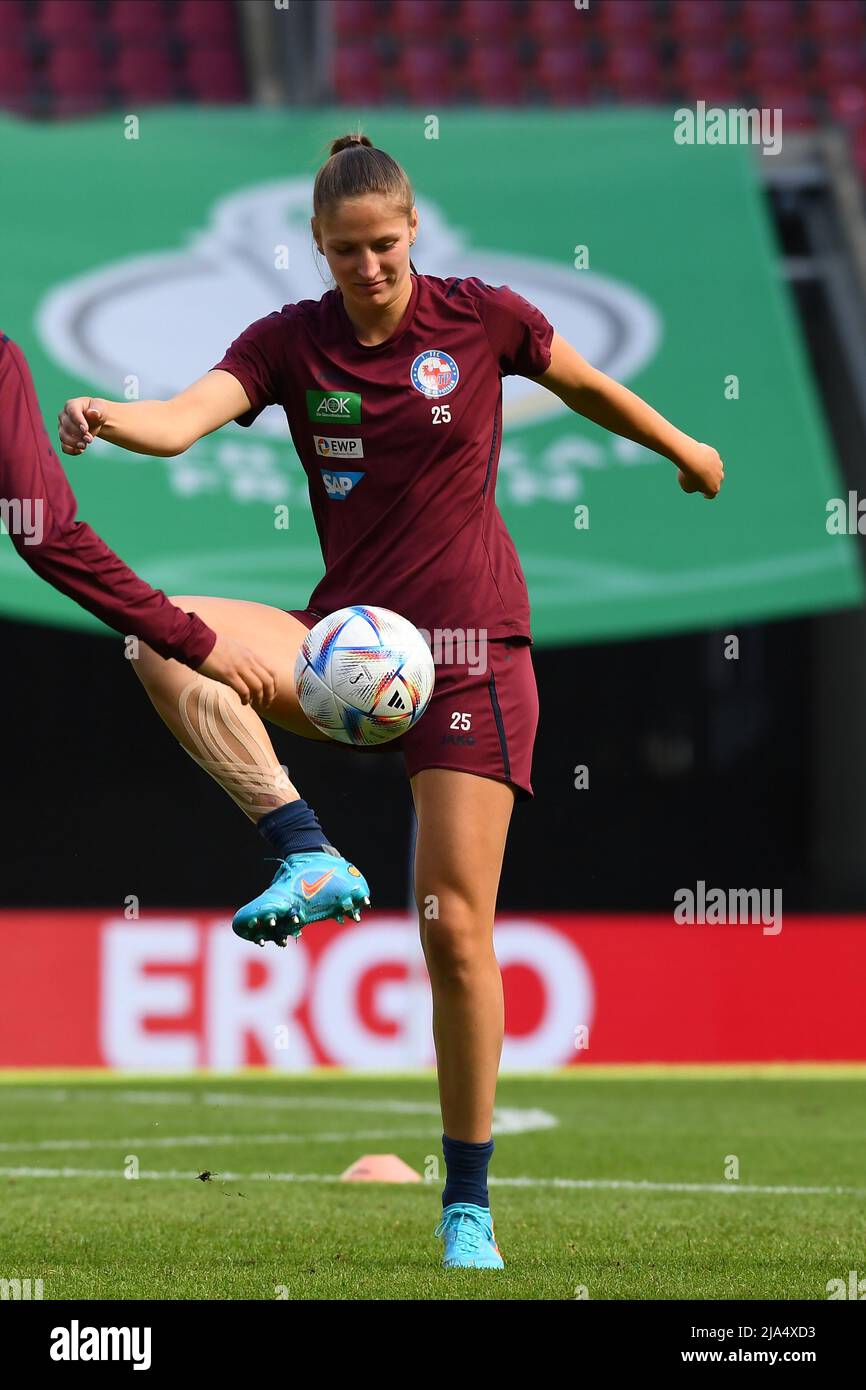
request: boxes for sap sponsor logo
[411,350,459,398]
[441,732,476,747]
[314,435,364,458]
[321,468,366,499]
[50,1321,152,1370]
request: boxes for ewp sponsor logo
[314,435,364,458]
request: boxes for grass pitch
[0,1067,864,1301]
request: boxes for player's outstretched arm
[57,369,253,459]
[532,330,725,500]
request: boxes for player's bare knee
[418,895,491,977]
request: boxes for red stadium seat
[184,44,246,102]
[461,43,526,105]
[673,44,736,90]
[114,43,177,103]
[593,0,655,42]
[394,44,458,103]
[0,41,36,109]
[828,85,866,131]
[390,0,450,42]
[673,80,743,108]
[106,0,171,43]
[33,0,99,40]
[175,0,238,45]
[332,0,382,42]
[742,42,806,87]
[530,46,591,105]
[602,44,664,99]
[453,0,520,45]
[802,0,865,44]
[666,0,729,44]
[738,0,801,42]
[332,43,386,104]
[753,85,817,131]
[525,0,586,48]
[45,39,110,114]
[0,1,30,46]
[815,44,866,87]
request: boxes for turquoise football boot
[434,1203,504,1270]
[232,844,371,947]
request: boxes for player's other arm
[531,331,724,499]
[0,340,274,706]
[57,369,253,458]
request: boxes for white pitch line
[0,1168,862,1196]
[0,1129,438,1152]
[1,1091,557,1136]
[3,1089,443,1111]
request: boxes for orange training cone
[340,1154,423,1183]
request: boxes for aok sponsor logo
[306,389,362,422]
[314,435,364,458]
[321,468,365,499]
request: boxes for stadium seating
[0,41,36,114]
[333,41,386,104]
[34,0,99,41]
[106,0,171,43]
[392,43,458,104]
[0,0,247,118]
[324,0,866,193]
[461,42,527,106]
[2,0,864,198]
[114,42,177,105]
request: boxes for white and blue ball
[294,605,435,746]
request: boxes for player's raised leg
[411,767,515,1269]
[132,597,370,944]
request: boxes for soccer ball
[294,605,435,746]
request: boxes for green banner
[0,107,860,643]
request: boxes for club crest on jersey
[410,350,459,398]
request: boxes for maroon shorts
[287,609,539,801]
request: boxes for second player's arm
[58,370,253,457]
[533,331,724,499]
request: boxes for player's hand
[197,634,278,712]
[677,441,725,499]
[58,397,109,455]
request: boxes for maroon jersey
[0,332,216,667]
[211,274,554,640]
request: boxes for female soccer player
[58,134,724,1270]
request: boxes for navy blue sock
[257,799,333,859]
[442,1133,494,1210]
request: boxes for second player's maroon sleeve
[0,332,217,668]
[210,309,291,428]
[462,279,555,379]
